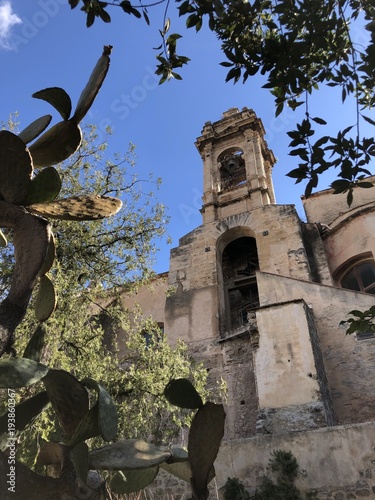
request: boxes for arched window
[219,149,246,191]
[341,260,375,294]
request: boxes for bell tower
[195,107,276,224]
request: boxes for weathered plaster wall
[118,274,168,323]
[255,301,321,409]
[302,176,375,225]
[323,210,375,275]
[257,271,375,424]
[215,422,375,498]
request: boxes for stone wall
[133,422,375,499]
[215,421,375,499]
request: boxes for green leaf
[330,179,351,193]
[0,358,48,388]
[98,8,111,23]
[110,467,159,494]
[167,33,182,43]
[361,114,375,126]
[142,9,150,25]
[311,116,327,125]
[42,369,89,440]
[32,87,72,121]
[89,440,171,470]
[82,377,118,441]
[220,61,234,68]
[85,10,94,27]
[186,13,200,28]
[35,275,57,322]
[164,378,203,409]
[357,181,374,188]
[286,167,308,179]
[289,148,308,157]
[225,67,241,83]
[23,324,46,362]
[347,188,353,207]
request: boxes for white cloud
[0,1,21,49]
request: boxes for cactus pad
[82,377,118,442]
[73,46,112,123]
[0,391,49,436]
[27,194,122,220]
[22,167,62,205]
[0,357,49,388]
[89,440,171,471]
[188,403,225,499]
[32,87,72,120]
[38,232,56,277]
[110,467,159,494]
[164,378,203,409]
[18,115,52,144]
[29,119,82,167]
[42,369,89,440]
[0,130,33,204]
[35,274,57,322]
[23,324,47,362]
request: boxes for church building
[120,107,375,497]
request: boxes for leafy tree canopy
[70,0,375,203]
[1,120,215,479]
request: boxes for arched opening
[334,252,375,295]
[341,261,375,294]
[221,236,259,333]
[218,149,246,191]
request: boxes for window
[341,261,375,294]
[356,331,375,341]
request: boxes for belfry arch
[218,148,246,191]
[217,228,260,337]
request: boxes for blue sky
[1,1,374,273]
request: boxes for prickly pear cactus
[0,45,121,357]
